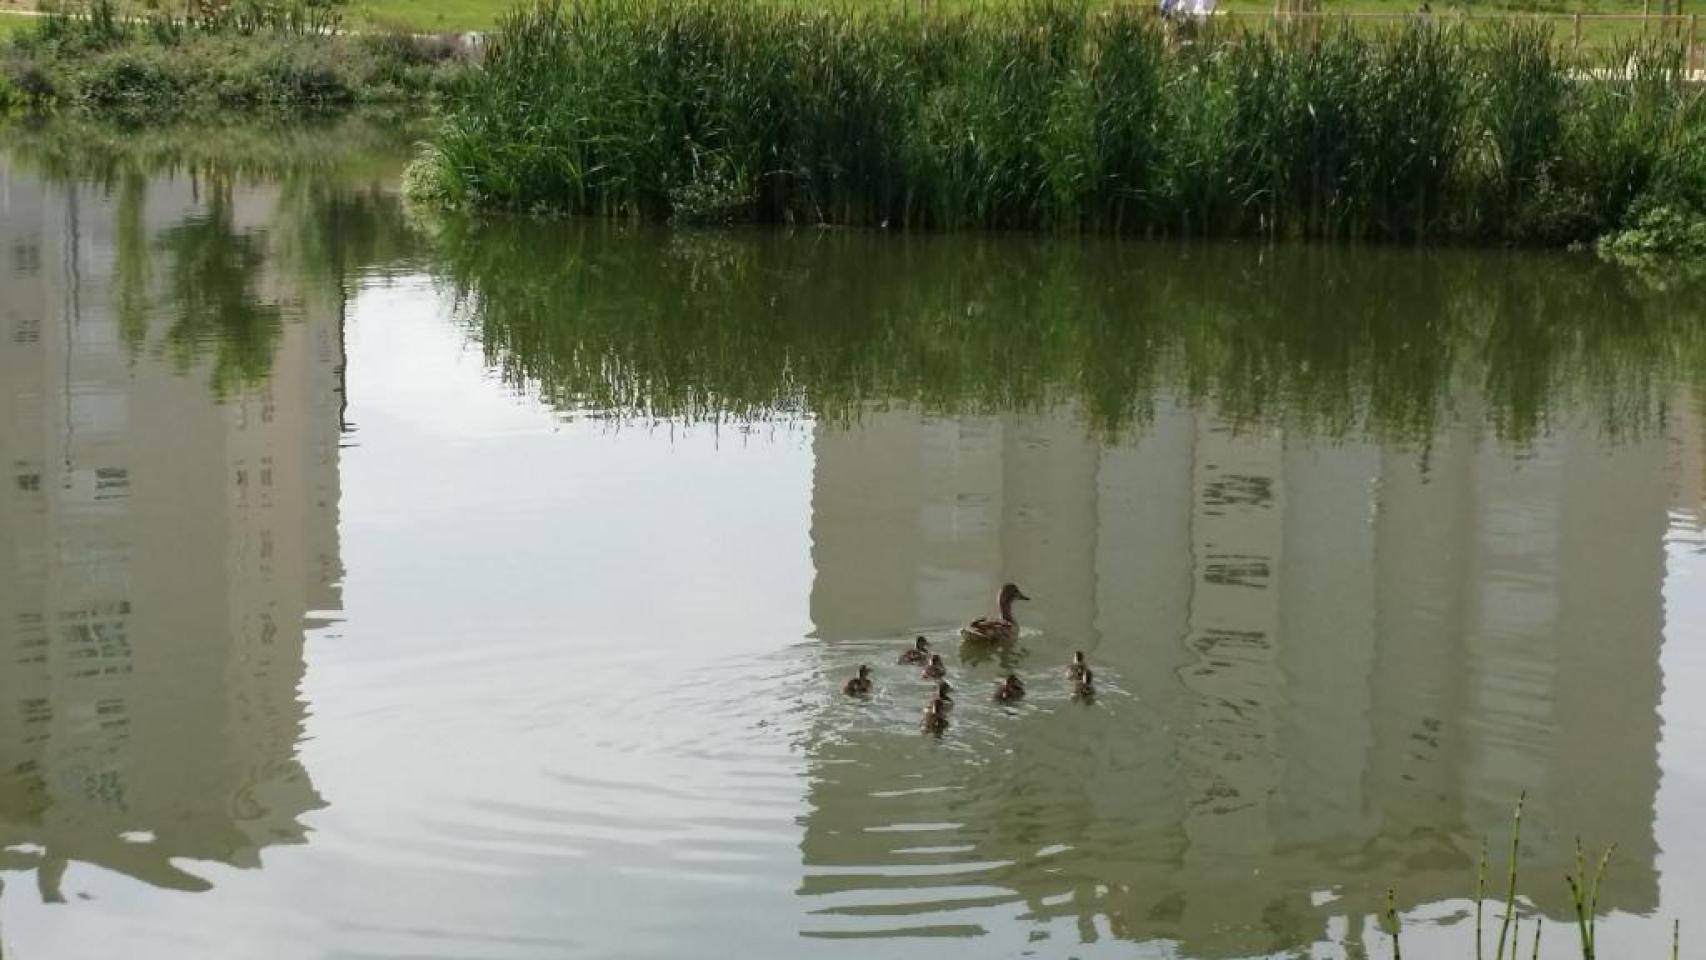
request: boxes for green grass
[1,0,1676,34]
[1,0,1684,43]
[0,0,473,116]
[0,10,35,37]
[346,0,1674,32]
[414,0,1706,248]
[347,0,503,32]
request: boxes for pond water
[1,121,1705,960]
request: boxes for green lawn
[0,10,36,37]
[348,0,507,31]
[0,0,1685,42]
[348,0,1672,32]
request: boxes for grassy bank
[0,0,472,117]
[412,0,1706,247]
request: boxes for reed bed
[414,0,1706,245]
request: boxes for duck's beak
[1017,590,1031,601]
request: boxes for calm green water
[2,121,1706,960]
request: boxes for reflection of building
[801,399,1666,955]
[1674,389,1706,525]
[0,159,341,896]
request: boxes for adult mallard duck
[961,583,1029,645]
[842,664,873,696]
[993,673,1026,703]
[921,697,950,734]
[898,636,930,666]
[922,654,947,680]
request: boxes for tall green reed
[1384,796,1677,960]
[419,0,1706,246]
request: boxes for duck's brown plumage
[1073,666,1095,699]
[898,636,930,666]
[961,583,1029,644]
[921,697,950,734]
[934,681,954,711]
[994,673,1026,703]
[843,665,873,696]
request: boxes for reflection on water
[802,403,1665,952]
[0,139,398,895]
[1,123,1704,959]
[433,218,1706,440]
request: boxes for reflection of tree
[430,219,1706,441]
[0,115,424,192]
[277,176,420,285]
[114,169,151,351]
[2,115,423,402]
[156,179,285,398]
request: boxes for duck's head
[1000,583,1031,604]
[857,664,871,679]
[914,636,930,652]
[928,654,944,668]
[1005,673,1023,687]
[936,681,954,699]
[1073,651,1085,665]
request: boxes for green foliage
[422,214,1706,438]
[2,0,473,117]
[3,116,422,394]
[153,180,285,396]
[0,111,424,182]
[422,0,1706,248]
[1598,202,1706,259]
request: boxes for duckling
[842,664,873,696]
[898,636,930,666]
[1067,651,1090,684]
[922,653,947,680]
[921,697,950,734]
[933,680,954,712]
[993,673,1026,703]
[961,583,1030,644]
[1072,665,1095,700]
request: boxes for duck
[1067,651,1090,684]
[961,583,1029,644]
[898,636,930,666]
[921,697,950,734]
[843,664,873,696]
[933,680,954,712]
[993,673,1026,703]
[922,654,947,680]
[1072,665,1095,700]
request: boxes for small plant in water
[1385,795,1676,960]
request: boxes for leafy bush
[1598,202,1706,258]
[3,4,473,116]
[1,0,473,116]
